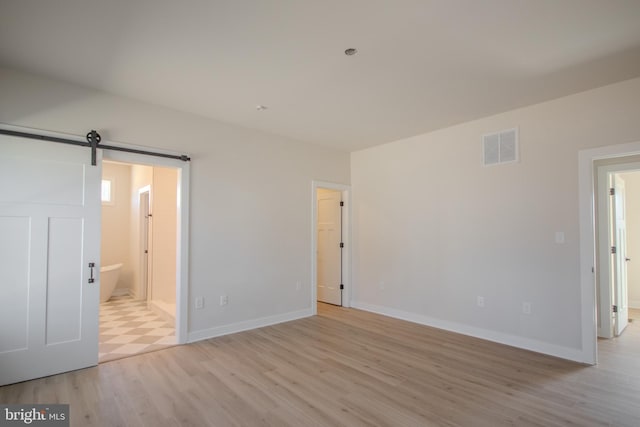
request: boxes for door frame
[579,140,640,365]
[311,181,351,314]
[138,187,152,301]
[102,149,189,345]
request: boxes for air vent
[482,128,518,166]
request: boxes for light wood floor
[2,304,640,426]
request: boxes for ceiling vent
[482,128,518,166]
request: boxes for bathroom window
[102,179,114,205]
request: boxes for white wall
[620,171,640,308]
[351,77,640,361]
[0,66,350,338]
[151,166,178,304]
[101,162,133,291]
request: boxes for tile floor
[99,296,176,363]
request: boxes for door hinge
[613,305,618,313]
[340,242,344,248]
[340,284,344,290]
[340,201,344,207]
[610,188,615,196]
[611,246,617,254]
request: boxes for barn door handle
[88,262,95,283]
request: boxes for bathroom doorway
[311,181,351,314]
[99,160,180,362]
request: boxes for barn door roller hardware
[0,128,191,166]
[87,130,101,166]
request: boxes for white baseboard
[629,300,640,309]
[187,308,313,343]
[351,301,587,364]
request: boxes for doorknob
[626,258,631,262]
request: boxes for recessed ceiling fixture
[344,48,358,56]
[256,105,268,111]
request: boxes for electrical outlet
[477,296,485,308]
[195,296,204,310]
[220,295,228,306]
[296,281,301,291]
[522,302,531,315]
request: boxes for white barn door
[0,135,101,385]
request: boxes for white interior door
[613,174,629,336]
[0,135,101,386]
[317,189,342,305]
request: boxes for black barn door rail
[0,128,191,165]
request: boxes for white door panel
[317,189,342,305]
[46,217,84,344]
[0,155,86,205]
[0,216,30,353]
[0,135,100,385]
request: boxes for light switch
[555,232,565,244]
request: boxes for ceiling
[1,0,640,152]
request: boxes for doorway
[594,165,640,338]
[312,181,351,313]
[99,159,183,362]
[579,141,640,365]
[595,163,640,340]
[103,149,189,348]
[317,188,342,306]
